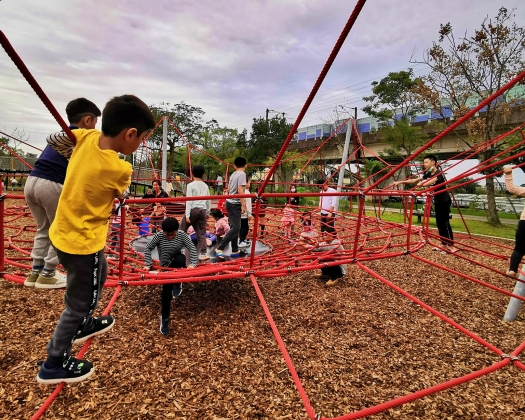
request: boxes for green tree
[0,137,10,157]
[412,7,525,226]
[264,150,310,191]
[192,126,245,180]
[247,114,292,165]
[362,70,430,183]
[148,102,213,177]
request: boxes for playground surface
[2,227,525,419]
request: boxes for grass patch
[372,211,516,239]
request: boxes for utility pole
[266,109,280,123]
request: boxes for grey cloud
[1,0,524,151]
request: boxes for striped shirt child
[144,231,198,268]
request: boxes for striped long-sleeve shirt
[144,231,198,268]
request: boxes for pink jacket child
[211,209,230,238]
[281,202,295,239]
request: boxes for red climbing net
[3,0,525,418]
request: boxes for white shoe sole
[36,366,95,384]
[24,280,37,287]
[73,320,115,344]
[35,281,67,289]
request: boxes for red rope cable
[0,31,76,144]
[258,0,368,195]
[367,70,525,191]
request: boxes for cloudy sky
[1,0,524,159]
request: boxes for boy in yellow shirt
[36,95,155,384]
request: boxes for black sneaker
[160,317,169,335]
[172,282,182,297]
[36,357,94,384]
[73,316,115,344]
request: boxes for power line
[227,64,427,130]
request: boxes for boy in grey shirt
[215,156,247,259]
[180,165,211,261]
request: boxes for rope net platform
[3,1,525,418]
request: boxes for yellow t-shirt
[49,129,132,254]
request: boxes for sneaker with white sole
[36,356,94,384]
[199,253,210,261]
[35,271,67,289]
[160,317,169,335]
[24,271,40,287]
[238,240,250,248]
[172,283,182,297]
[73,316,115,344]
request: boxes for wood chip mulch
[2,202,525,419]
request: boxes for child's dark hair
[234,156,247,168]
[211,209,224,219]
[301,211,312,225]
[66,98,101,124]
[424,154,438,164]
[161,217,179,232]
[152,179,161,187]
[316,178,326,186]
[192,165,205,179]
[101,95,155,137]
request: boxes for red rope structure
[3,2,525,419]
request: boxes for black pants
[510,220,525,273]
[321,265,344,280]
[434,201,453,246]
[161,253,186,320]
[47,248,107,365]
[218,202,241,252]
[320,214,335,235]
[239,218,249,242]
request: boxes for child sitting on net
[300,211,319,245]
[210,209,230,242]
[281,201,296,241]
[186,225,217,246]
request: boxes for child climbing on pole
[36,95,155,385]
[504,166,525,277]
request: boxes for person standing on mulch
[36,94,155,385]
[504,165,525,277]
[318,179,337,238]
[216,174,224,195]
[10,176,18,191]
[215,156,247,260]
[24,98,101,289]
[144,217,197,335]
[392,154,458,254]
[180,164,211,261]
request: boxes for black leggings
[239,218,249,242]
[434,201,453,246]
[509,220,525,273]
[160,253,186,319]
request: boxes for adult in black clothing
[152,179,169,199]
[393,154,458,253]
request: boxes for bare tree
[412,7,525,225]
